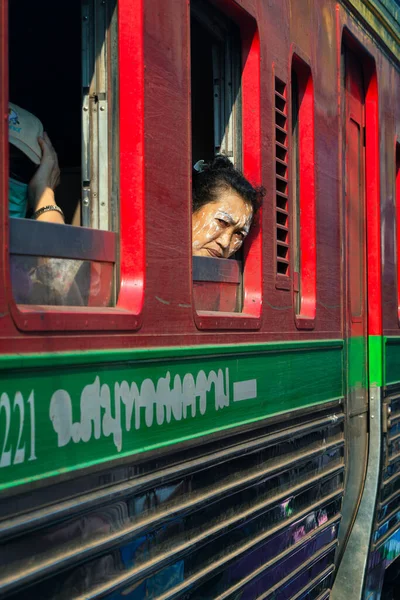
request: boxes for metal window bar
[81,0,110,231]
[212,27,241,165]
[81,0,93,227]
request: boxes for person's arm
[28,132,64,224]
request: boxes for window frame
[5,0,145,332]
[290,49,317,330]
[191,0,262,331]
[396,141,400,326]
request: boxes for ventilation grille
[0,405,344,600]
[275,77,290,277]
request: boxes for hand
[28,132,60,210]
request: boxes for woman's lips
[206,248,222,258]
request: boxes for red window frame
[290,51,316,330]
[339,27,381,342]
[5,0,145,332]
[396,141,400,325]
[193,1,262,331]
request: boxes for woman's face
[192,188,253,258]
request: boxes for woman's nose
[216,230,231,250]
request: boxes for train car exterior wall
[0,0,398,598]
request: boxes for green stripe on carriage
[368,335,383,387]
[384,337,400,385]
[346,336,383,388]
[0,340,343,491]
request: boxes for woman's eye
[216,218,228,227]
[235,231,245,240]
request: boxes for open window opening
[8,0,118,309]
[191,0,245,313]
[291,55,316,328]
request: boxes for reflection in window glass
[11,256,113,307]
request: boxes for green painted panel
[348,336,368,390]
[369,335,383,387]
[347,336,383,388]
[384,337,400,385]
[0,341,343,492]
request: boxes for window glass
[8,0,118,307]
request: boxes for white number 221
[0,391,36,468]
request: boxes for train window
[191,0,244,313]
[191,0,241,165]
[291,56,316,328]
[396,142,400,325]
[8,0,119,309]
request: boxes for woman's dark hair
[192,155,265,217]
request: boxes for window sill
[10,303,141,332]
[195,310,261,331]
[295,314,316,330]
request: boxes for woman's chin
[192,248,209,257]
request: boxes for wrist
[33,190,64,224]
[33,187,56,211]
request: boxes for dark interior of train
[9,0,82,224]
[191,17,215,165]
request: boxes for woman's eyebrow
[215,210,236,225]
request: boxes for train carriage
[0,0,399,598]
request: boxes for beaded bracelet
[32,205,65,220]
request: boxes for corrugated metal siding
[0,404,344,599]
[372,385,400,552]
